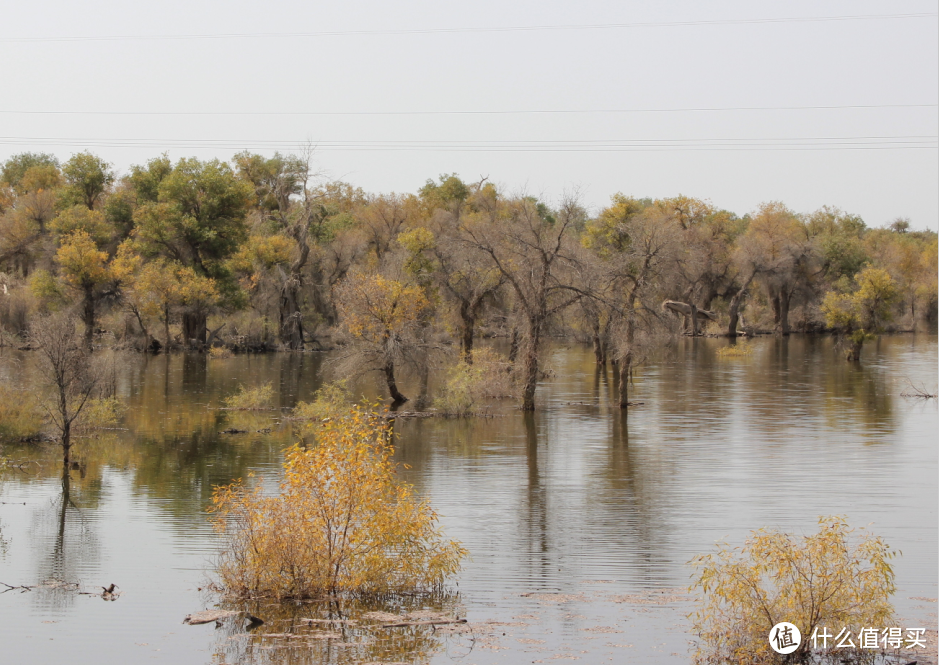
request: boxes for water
[0,335,935,664]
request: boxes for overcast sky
[1,0,936,229]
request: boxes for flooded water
[0,335,936,664]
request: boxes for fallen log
[381,618,467,628]
[183,610,241,625]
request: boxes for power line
[1,104,935,117]
[2,13,935,43]
[0,135,934,152]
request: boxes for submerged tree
[690,517,897,664]
[822,266,900,361]
[335,273,429,405]
[31,315,99,470]
[210,406,466,599]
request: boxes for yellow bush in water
[689,517,897,664]
[222,382,274,410]
[0,385,44,442]
[210,406,466,599]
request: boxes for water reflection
[0,335,934,665]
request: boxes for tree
[1,152,60,194]
[210,405,466,599]
[31,315,100,470]
[690,517,896,664]
[335,273,429,405]
[737,202,815,335]
[133,157,252,345]
[60,152,114,210]
[822,266,900,361]
[55,230,111,348]
[585,200,679,407]
[460,194,582,410]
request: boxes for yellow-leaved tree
[210,405,466,599]
[821,266,900,361]
[689,516,897,664]
[335,273,429,405]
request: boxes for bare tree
[32,314,99,470]
[459,193,583,410]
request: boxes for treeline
[0,150,936,409]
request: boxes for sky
[1,0,937,229]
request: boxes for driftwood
[183,610,241,625]
[381,618,467,628]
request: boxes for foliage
[293,380,352,421]
[73,397,126,432]
[0,384,44,442]
[60,151,114,210]
[689,517,897,664]
[223,382,274,410]
[210,406,466,598]
[434,348,514,415]
[715,341,753,358]
[822,267,901,360]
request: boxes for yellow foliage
[210,406,466,598]
[223,382,274,410]
[293,380,352,421]
[336,273,428,341]
[716,342,752,358]
[56,230,110,287]
[0,384,44,442]
[690,517,897,664]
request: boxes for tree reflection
[211,594,463,665]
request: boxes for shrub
[210,406,466,599]
[434,348,514,415]
[689,517,897,664]
[293,380,352,421]
[0,384,44,442]
[716,342,753,358]
[208,346,233,360]
[223,382,274,410]
[74,396,125,432]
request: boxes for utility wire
[1,104,935,117]
[0,135,934,152]
[2,12,935,43]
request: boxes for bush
[293,380,352,421]
[0,384,44,442]
[74,396,126,432]
[434,348,515,415]
[716,341,753,358]
[689,517,897,664]
[210,406,466,599]
[223,382,274,410]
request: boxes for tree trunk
[848,338,863,361]
[778,291,791,336]
[81,284,95,349]
[61,419,72,470]
[520,318,543,411]
[279,274,304,349]
[689,303,699,336]
[383,361,407,405]
[182,310,207,348]
[618,318,635,408]
[508,326,520,365]
[459,301,475,363]
[163,305,171,351]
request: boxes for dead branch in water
[901,378,937,399]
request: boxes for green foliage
[60,151,114,210]
[1,152,60,193]
[690,517,897,664]
[28,269,67,310]
[50,205,113,245]
[293,380,352,421]
[419,173,469,211]
[74,396,126,432]
[715,341,753,358]
[223,382,274,410]
[0,384,44,442]
[210,406,466,599]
